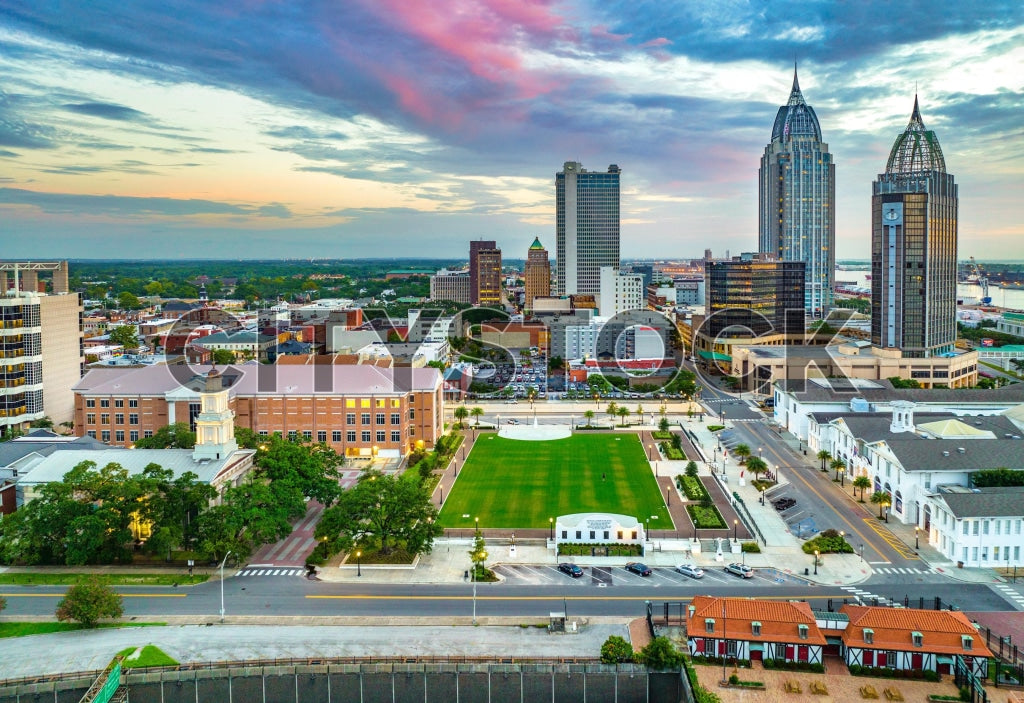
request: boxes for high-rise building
[523,237,551,311]
[0,261,83,437]
[469,240,502,306]
[598,267,644,317]
[430,269,471,304]
[758,66,835,318]
[703,253,806,340]
[556,161,620,296]
[871,96,958,358]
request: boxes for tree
[212,348,235,365]
[745,456,768,479]
[469,526,488,579]
[605,402,618,425]
[831,457,847,482]
[30,416,54,429]
[635,404,645,424]
[817,450,832,472]
[134,423,195,449]
[55,577,123,628]
[733,444,751,464]
[658,416,670,433]
[583,410,595,427]
[616,406,630,427]
[453,406,469,429]
[236,429,342,507]
[638,636,684,669]
[685,461,698,478]
[470,407,484,426]
[117,291,141,310]
[108,324,139,351]
[316,470,442,557]
[870,491,890,519]
[853,475,872,502]
[1011,358,1024,375]
[548,356,565,373]
[600,635,635,664]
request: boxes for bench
[810,681,828,695]
[884,687,903,701]
[785,680,802,693]
[860,684,879,699]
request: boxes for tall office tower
[0,261,83,437]
[758,66,836,318]
[871,96,958,358]
[523,237,551,311]
[703,253,806,339]
[555,161,620,296]
[469,240,502,306]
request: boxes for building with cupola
[872,96,958,358]
[758,66,836,318]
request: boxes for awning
[937,656,954,664]
[749,643,764,652]
[698,350,732,362]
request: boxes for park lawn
[0,622,166,639]
[0,573,208,586]
[438,433,671,529]
[116,645,179,668]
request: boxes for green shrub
[960,686,972,702]
[728,673,739,685]
[660,441,684,460]
[801,528,854,555]
[651,431,672,440]
[707,425,725,432]
[685,461,699,478]
[680,475,709,501]
[741,542,760,553]
[687,504,726,529]
[638,636,684,669]
[600,635,635,664]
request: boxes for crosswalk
[993,584,1024,610]
[236,567,306,578]
[840,585,903,607]
[872,567,936,575]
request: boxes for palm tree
[616,406,631,427]
[831,457,847,483]
[605,402,618,425]
[817,450,832,472]
[636,404,645,425]
[583,410,595,427]
[853,476,871,502]
[870,491,891,519]
[745,456,768,480]
[454,406,469,429]
[734,444,751,464]
[470,407,484,426]
[1012,358,1024,376]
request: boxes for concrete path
[0,623,626,681]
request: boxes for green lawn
[116,645,179,668]
[0,622,165,639]
[0,573,208,586]
[438,433,671,529]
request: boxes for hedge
[847,664,940,681]
[678,475,710,501]
[687,504,726,529]
[660,441,685,460]
[801,528,854,554]
[762,659,825,673]
[557,542,643,556]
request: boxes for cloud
[63,101,146,121]
[0,187,280,218]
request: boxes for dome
[770,65,823,142]
[885,95,946,174]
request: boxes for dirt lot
[690,660,967,703]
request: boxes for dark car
[558,563,584,578]
[625,562,652,576]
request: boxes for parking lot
[492,563,786,588]
[766,488,821,540]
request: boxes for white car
[675,564,704,579]
[504,399,518,404]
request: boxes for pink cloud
[590,24,631,42]
[639,37,672,48]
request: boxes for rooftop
[770,64,823,143]
[936,486,1024,519]
[17,447,253,486]
[840,605,991,656]
[885,95,947,175]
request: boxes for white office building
[598,267,644,317]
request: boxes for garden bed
[763,659,825,673]
[687,503,726,529]
[678,475,710,501]
[558,542,643,556]
[660,441,685,460]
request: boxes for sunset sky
[1,1,1022,261]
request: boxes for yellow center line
[0,593,187,598]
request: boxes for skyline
[1,1,1022,261]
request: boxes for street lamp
[859,543,864,562]
[549,517,554,541]
[666,486,671,506]
[218,550,232,622]
[356,549,362,577]
[915,526,920,550]
[814,549,819,575]
[733,519,738,543]
[760,487,766,506]
[439,486,444,504]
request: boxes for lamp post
[814,549,819,575]
[439,486,444,504]
[666,486,671,506]
[915,526,920,550]
[760,487,766,506]
[733,519,738,543]
[549,517,554,541]
[356,549,361,577]
[218,550,232,623]
[859,543,864,562]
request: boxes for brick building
[73,363,443,458]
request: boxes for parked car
[507,418,519,425]
[625,562,652,576]
[675,564,704,579]
[725,563,753,578]
[504,399,518,404]
[558,563,584,578]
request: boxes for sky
[1,1,1022,262]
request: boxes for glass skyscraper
[871,96,958,357]
[555,161,620,296]
[758,66,835,318]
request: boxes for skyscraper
[469,240,502,306]
[871,96,958,357]
[556,161,620,296]
[524,237,550,311]
[758,66,835,318]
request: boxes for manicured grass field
[0,622,165,639]
[438,433,671,529]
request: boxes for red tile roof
[687,596,826,646]
[839,605,993,657]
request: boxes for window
[129,413,138,425]
[361,431,371,442]
[1017,546,1021,561]
[332,431,341,442]
[391,413,401,425]
[129,399,138,408]
[361,413,370,425]
[631,530,637,539]
[409,408,415,420]
[288,431,298,440]
[962,521,969,536]
[996,521,1002,536]
[726,641,737,657]
[603,531,609,539]
[258,430,268,437]
[391,431,400,442]
[962,635,973,651]
[561,530,567,539]
[346,431,356,442]
[617,530,623,539]
[973,522,979,536]
[1017,520,1022,535]
[87,430,96,439]
[752,622,762,636]
[575,530,581,539]
[376,431,386,443]
[705,619,715,634]
[994,546,1001,561]
[972,547,978,562]
[115,399,124,408]
[100,399,109,408]
[982,547,989,561]
[798,624,808,640]
[983,521,990,535]
[360,399,370,408]
[101,430,110,442]
[346,413,355,425]
[346,399,355,408]
[864,628,874,644]
[115,413,124,425]
[144,430,153,438]
[391,399,401,408]
[115,430,124,442]
[376,413,385,425]
[317,431,327,443]
[376,399,385,408]
[129,430,138,442]
[100,413,110,424]
[86,399,96,408]
[588,530,595,539]
[912,632,923,647]
[86,413,96,425]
